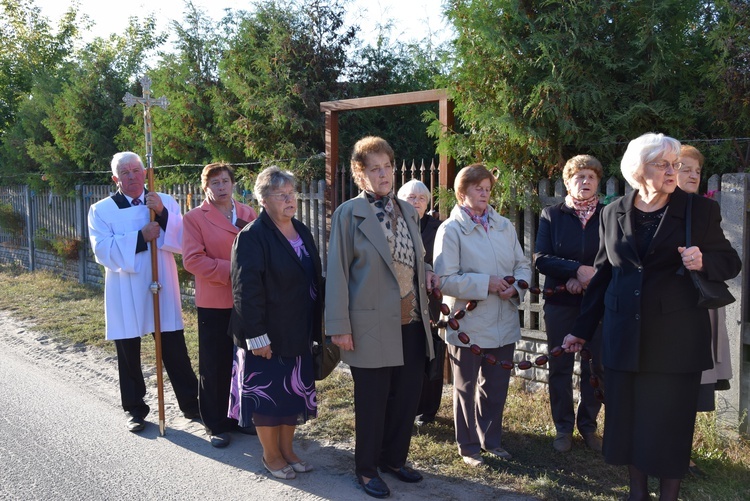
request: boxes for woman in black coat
[397,179,444,425]
[534,155,604,453]
[563,133,741,501]
[228,166,323,480]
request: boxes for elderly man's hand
[145,192,164,216]
[141,221,161,242]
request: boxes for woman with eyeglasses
[396,179,445,427]
[228,166,323,480]
[183,163,258,448]
[326,137,436,498]
[676,144,733,477]
[562,133,741,500]
[534,155,604,454]
[433,163,531,467]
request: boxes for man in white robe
[88,151,199,432]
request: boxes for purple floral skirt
[228,346,317,427]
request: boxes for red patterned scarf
[565,195,598,228]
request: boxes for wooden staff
[123,76,169,436]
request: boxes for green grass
[1,265,749,500]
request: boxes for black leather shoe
[209,433,231,448]
[357,475,390,498]
[126,414,145,433]
[380,464,423,483]
[183,410,201,420]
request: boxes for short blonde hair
[350,136,395,191]
[620,133,681,189]
[454,163,495,203]
[679,145,704,168]
[562,155,604,183]
[397,179,432,208]
[253,166,296,203]
[201,163,235,191]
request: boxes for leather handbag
[685,194,735,309]
[312,329,341,380]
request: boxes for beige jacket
[433,205,531,349]
[325,192,434,368]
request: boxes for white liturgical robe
[88,192,184,340]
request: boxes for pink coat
[182,199,257,309]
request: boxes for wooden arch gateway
[320,89,456,212]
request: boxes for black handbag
[685,194,735,309]
[312,329,341,381]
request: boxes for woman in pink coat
[183,163,257,447]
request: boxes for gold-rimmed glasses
[267,191,298,202]
[646,161,682,171]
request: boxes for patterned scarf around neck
[365,191,396,227]
[460,205,489,232]
[565,194,599,228]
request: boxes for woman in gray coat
[326,136,436,499]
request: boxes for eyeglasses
[406,194,429,203]
[647,161,682,171]
[430,286,605,403]
[267,192,298,201]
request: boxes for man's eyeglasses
[267,192,298,201]
[647,161,683,171]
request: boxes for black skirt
[602,368,701,479]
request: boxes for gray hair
[620,133,681,190]
[253,166,296,203]
[111,152,145,177]
[397,179,432,208]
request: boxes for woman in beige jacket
[433,163,531,467]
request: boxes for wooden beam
[439,95,456,219]
[324,110,339,212]
[320,89,448,113]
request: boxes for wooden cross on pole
[123,75,170,436]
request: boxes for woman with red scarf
[534,155,605,453]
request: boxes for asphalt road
[0,312,535,501]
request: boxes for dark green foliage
[340,35,450,163]
[217,0,356,180]
[438,0,750,202]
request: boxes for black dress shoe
[380,464,423,483]
[183,410,201,420]
[126,414,145,433]
[357,475,390,498]
[209,433,231,448]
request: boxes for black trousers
[543,303,603,434]
[197,307,238,435]
[114,329,199,418]
[416,331,445,421]
[350,323,426,479]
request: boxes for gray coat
[325,192,434,368]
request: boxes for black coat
[229,210,324,358]
[534,202,603,307]
[571,187,741,373]
[420,212,443,322]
